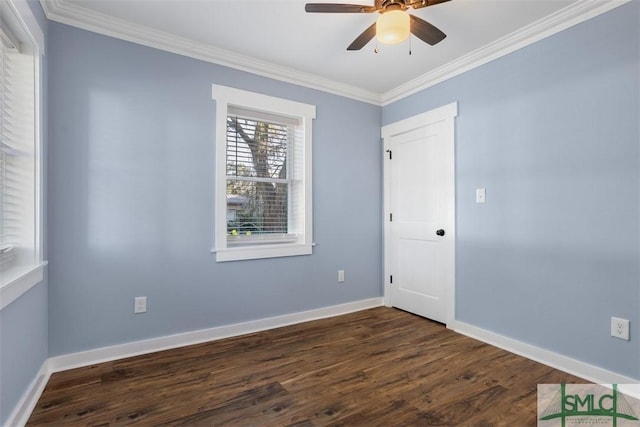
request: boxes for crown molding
[381,0,630,105]
[41,0,628,107]
[39,0,383,105]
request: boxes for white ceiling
[42,0,627,104]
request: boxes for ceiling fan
[305,0,450,51]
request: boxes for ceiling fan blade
[410,14,446,45]
[305,3,377,13]
[347,22,377,50]
[408,0,451,10]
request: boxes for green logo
[539,384,639,427]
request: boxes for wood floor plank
[28,307,587,426]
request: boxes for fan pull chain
[409,35,412,55]
[374,38,379,54]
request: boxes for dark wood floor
[28,307,585,426]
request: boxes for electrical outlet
[337,270,345,283]
[134,296,147,314]
[611,317,629,341]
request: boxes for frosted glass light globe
[376,10,410,44]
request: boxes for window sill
[227,234,298,247]
[0,262,48,310]
[212,243,313,262]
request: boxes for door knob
[436,229,445,236]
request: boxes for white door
[382,103,457,325]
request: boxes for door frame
[382,102,458,327]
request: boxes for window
[0,0,44,308]
[212,85,315,262]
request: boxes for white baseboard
[4,359,51,427]
[48,297,384,373]
[453,320,639,387]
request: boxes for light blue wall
[47,22,383,356]
[0,2,48,424]
[0,282,48,425]
[384,2,640,378]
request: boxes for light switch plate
[476,188,486,204]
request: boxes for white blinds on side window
[0,21,37,275]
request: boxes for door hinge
[389,213,393,222]
[390,275,393,284]
[386,149,392,160]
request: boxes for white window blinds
[0,15,38,283]
[225,109,295,245]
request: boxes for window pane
[227,180,288,235]
[226,115,290,238]
[226,116,288,180]
[0,29,37,275]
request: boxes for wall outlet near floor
[134,296,147,314]
[611,317,629,340]
[337,270,345,283]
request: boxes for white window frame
[0,0,46,310]
[212,85,315,262]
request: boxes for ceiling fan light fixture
[376,9,410,44]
